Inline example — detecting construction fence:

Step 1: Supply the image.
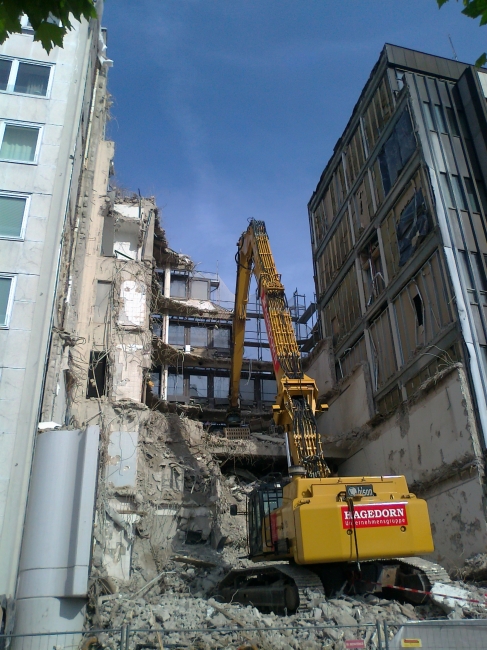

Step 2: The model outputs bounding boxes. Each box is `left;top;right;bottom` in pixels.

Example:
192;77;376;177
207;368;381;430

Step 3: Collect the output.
1;619;487;650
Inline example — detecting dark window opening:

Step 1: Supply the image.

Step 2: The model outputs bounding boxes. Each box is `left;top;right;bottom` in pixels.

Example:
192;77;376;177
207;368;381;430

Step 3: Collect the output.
439;172;454;208
14;63;50;96
445;107;460;136
378;109;416;195
472;253;487;292
155;270;164;294
476;179;487;215
212;326;230;348
87;351;108;398
423;102;435;130
459;250;474;291
464;177;480;213
396;188;431;266
331;316;340;346
170;275;187;298
191;279;209;300
396;70;405;91
451;175;467;211
150;367;161;398
434;104;447;133
360;235;385;308
0;59;12;91
456;109;471;140
190;326;208;347
412;294;424;327
168;323;185;346
151;314;162;338
189;374;207;399
101;215;114;256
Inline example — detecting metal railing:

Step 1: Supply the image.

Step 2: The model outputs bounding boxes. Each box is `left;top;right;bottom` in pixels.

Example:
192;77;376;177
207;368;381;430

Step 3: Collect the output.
2;618;487;650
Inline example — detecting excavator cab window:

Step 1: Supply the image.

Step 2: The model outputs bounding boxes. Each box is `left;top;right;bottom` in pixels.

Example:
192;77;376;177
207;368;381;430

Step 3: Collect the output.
248;483;283;557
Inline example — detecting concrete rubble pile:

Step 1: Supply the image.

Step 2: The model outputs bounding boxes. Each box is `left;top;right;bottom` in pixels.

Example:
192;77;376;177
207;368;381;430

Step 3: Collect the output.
88;411;487;649
460;553;487;583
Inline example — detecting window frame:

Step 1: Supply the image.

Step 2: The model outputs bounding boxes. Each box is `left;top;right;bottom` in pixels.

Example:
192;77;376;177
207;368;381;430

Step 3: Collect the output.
0;56;54;98
0;191;30;240
0;274;16;328
20;13;62;33
20;14;34;32
0;120;43;164
170;274;188;299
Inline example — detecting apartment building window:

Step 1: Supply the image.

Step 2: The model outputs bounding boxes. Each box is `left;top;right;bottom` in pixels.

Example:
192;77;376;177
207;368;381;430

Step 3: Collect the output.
0;275;16;327
433;104;447;134
239;378;255;403
190;326;207;347
20;13;61;33
451;175;467;211
360;235;385;307
189;375;207;398
464;177;481;213
167;374;184;398
170;275;187;298
261;379;276;403
150;368;161;398
168;323;185;346
0;193;29;238
0;122;41;163
191;279;209;300
19;14;34;32
214;376;229;398
439;172;454;207
395;70;405;91
212;327;230;348
396;188;431;266
86;351;108;398
445;107;460;137
423;102;435;131
0;58;52;97
378;109;416;195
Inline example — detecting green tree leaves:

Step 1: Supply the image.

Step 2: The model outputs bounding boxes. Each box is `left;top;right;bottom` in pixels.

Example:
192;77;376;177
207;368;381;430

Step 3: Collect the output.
0;0;97;52
437;0;487;65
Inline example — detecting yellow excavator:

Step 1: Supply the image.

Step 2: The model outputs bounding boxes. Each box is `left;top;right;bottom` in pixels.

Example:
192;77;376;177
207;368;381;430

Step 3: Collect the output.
217;220;445;613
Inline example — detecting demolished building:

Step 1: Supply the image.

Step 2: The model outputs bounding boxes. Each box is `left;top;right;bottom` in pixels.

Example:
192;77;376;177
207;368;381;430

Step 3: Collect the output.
3;27;487;646
307;44;487;570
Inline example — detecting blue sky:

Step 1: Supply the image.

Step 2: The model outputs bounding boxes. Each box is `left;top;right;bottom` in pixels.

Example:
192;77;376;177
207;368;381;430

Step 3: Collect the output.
102;0;487;302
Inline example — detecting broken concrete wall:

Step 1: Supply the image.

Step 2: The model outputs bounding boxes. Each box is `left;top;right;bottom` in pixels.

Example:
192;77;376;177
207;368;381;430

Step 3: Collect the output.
336;364;487;570
111;263;152;402
86;406;242;599
316;363;375;441
304;338;335;398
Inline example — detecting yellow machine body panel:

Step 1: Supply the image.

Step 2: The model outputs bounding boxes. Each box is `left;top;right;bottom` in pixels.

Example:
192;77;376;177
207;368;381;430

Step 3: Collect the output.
256;476;433;565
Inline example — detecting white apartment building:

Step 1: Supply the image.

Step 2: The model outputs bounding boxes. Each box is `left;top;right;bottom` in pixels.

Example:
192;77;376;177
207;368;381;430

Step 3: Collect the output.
0;7;110;635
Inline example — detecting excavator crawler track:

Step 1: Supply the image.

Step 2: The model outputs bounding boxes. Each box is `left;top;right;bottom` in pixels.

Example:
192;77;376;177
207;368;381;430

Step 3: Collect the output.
216;562;324;613
396;556;451;585
216;558;450;613
272;563;326;611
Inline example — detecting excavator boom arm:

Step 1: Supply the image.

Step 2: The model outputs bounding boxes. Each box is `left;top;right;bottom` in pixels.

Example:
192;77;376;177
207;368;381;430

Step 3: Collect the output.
229;220;329;478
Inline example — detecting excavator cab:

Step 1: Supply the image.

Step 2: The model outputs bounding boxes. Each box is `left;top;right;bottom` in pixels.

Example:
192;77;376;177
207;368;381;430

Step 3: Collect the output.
248;480;284;558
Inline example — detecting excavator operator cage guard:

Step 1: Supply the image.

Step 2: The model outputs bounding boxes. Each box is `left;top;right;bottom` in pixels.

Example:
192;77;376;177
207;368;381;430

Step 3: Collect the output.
248;481;284;557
